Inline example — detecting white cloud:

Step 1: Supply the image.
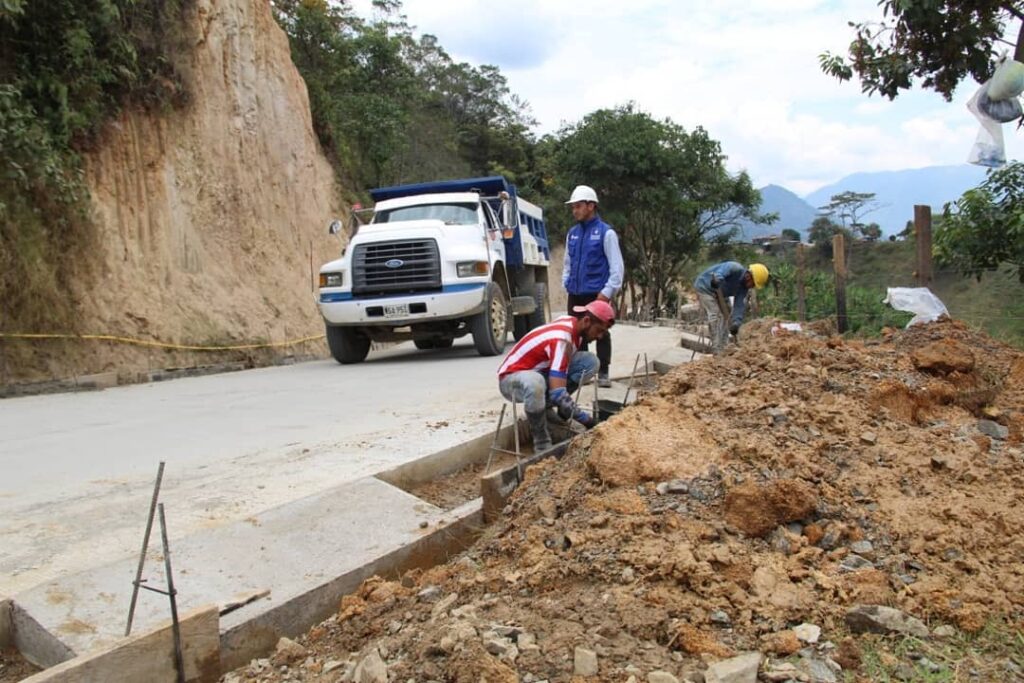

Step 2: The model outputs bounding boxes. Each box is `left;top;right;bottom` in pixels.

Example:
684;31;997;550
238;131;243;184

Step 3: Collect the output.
358;1;1023;194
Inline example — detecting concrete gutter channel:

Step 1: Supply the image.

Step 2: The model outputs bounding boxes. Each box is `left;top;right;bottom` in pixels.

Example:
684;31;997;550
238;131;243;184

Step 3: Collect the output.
2;422;564;682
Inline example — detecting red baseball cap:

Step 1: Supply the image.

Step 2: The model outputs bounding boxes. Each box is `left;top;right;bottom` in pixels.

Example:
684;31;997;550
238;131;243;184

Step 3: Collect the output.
572;300;616;325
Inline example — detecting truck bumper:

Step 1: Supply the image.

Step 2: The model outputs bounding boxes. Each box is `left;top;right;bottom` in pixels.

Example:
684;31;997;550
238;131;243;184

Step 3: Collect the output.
318;283;487;326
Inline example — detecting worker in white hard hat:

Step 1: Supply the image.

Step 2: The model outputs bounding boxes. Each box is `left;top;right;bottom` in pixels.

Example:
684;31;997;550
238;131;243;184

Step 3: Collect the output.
693;261;770;354
562;185;624;387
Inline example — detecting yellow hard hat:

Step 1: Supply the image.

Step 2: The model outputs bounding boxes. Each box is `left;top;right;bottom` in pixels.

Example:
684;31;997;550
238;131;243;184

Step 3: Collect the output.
749;263;770;289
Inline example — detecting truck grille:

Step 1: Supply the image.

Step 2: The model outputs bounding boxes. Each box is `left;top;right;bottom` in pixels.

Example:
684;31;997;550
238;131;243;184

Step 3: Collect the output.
351;239;442;297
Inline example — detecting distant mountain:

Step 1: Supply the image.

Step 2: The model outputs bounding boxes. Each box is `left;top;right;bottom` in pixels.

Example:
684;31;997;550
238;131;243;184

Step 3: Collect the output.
735;184;817;241
802;164;988;236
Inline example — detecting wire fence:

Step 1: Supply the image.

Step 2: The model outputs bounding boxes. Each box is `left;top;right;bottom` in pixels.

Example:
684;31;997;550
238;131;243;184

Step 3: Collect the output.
750;235;1024;346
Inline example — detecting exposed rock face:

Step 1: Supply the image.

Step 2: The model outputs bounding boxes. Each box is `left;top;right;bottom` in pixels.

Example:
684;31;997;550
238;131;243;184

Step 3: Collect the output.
48;0;343;380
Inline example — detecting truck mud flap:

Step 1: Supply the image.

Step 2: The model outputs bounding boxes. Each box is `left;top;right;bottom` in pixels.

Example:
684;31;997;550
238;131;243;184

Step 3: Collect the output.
510;295;537;315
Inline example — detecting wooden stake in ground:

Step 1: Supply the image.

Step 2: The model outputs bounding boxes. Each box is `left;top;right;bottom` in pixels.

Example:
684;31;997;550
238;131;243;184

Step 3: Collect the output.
796;244;806;322
833;233;848;333
915;205;933;286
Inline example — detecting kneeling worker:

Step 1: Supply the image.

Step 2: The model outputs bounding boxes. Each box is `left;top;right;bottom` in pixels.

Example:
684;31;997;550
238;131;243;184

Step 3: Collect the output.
693;262;769;354
497;300;616;452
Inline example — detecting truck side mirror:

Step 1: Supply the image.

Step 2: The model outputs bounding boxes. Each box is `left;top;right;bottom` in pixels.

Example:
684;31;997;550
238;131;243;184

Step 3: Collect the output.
498;192;516;239
328;219;342;235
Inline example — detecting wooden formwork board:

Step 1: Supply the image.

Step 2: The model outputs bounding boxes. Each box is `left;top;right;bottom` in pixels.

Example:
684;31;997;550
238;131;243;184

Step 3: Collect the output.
21;605;220;683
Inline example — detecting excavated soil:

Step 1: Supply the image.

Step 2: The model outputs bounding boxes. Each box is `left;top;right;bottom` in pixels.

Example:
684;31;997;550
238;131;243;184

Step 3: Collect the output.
0;648;39;683
226;319;1024;683
407;453;525;510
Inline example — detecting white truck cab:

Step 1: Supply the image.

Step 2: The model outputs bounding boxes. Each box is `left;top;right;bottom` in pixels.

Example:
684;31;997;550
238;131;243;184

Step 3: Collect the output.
318;176;551;363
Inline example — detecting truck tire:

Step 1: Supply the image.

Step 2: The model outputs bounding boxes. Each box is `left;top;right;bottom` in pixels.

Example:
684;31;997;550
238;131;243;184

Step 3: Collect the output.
513;282;550;340
326;325;371;364
471;282;509;356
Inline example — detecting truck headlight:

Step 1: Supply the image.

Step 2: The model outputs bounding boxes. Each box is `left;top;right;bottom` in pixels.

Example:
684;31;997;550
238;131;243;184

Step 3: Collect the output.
456;261;489;277
319;272;343;287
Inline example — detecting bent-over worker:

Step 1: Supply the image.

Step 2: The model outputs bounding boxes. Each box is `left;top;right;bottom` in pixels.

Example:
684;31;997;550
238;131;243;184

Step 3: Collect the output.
693;262;770;354
496;300;616;452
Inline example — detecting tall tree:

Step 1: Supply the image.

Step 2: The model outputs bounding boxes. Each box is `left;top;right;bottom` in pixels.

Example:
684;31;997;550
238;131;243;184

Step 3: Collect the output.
819;0;1024;100
818;191;879;238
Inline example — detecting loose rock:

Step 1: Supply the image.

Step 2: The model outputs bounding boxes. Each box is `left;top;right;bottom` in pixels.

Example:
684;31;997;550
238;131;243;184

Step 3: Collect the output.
845;605;929;637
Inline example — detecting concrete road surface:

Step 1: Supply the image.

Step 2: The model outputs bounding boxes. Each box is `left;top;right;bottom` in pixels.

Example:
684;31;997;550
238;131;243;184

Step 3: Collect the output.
0;324;683;595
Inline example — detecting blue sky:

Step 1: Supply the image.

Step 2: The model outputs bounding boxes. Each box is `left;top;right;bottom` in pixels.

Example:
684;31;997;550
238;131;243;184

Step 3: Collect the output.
353;0;1023;195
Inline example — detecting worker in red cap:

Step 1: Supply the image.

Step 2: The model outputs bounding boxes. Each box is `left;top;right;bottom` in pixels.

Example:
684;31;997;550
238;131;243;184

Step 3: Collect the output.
497;300;616;452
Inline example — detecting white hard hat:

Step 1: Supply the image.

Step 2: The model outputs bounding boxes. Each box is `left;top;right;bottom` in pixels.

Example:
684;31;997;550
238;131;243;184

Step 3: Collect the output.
565;185;598;204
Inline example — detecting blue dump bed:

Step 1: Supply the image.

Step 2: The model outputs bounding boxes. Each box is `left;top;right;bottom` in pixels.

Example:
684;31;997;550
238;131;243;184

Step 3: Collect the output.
369;176;549;270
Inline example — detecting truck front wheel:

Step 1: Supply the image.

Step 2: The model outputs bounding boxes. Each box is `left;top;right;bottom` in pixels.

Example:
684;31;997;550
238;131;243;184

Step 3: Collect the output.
326;325;371;364
471;282;509;356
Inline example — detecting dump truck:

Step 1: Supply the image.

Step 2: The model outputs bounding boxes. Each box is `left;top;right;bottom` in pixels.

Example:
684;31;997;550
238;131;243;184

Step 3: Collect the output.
317;176;552;364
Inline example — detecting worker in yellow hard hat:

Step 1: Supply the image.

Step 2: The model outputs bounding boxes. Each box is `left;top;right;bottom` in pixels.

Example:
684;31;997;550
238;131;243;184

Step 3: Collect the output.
693;262;770;353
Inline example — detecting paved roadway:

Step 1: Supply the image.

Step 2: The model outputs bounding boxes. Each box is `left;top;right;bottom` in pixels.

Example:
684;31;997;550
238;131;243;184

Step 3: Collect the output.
0;325;682;595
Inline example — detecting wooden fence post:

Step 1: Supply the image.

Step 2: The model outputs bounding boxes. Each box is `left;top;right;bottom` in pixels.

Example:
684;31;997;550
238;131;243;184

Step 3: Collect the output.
795;244;806;322
833;233;848;333
914;205;933;286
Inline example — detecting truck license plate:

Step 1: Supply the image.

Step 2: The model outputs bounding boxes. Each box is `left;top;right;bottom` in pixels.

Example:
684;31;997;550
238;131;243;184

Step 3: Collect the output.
384;304;410;318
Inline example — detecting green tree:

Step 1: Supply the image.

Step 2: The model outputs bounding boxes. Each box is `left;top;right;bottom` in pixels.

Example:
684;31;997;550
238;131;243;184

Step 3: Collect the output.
936;161;1024;282
272;2;535;189
781;227;802;242
862;223;883;241
808;215;850;258
548;103;769;315
808;216;840;243
819;0;1024;100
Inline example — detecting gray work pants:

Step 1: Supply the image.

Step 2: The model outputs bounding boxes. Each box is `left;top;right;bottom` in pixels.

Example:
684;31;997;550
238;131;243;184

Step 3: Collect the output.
697;291;729;354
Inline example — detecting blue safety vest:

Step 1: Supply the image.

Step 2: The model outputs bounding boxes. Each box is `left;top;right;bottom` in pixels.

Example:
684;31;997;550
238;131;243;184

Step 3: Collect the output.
565;217;610;295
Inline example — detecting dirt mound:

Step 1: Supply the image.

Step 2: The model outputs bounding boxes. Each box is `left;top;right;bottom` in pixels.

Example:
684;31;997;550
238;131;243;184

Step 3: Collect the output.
227;320;1024;683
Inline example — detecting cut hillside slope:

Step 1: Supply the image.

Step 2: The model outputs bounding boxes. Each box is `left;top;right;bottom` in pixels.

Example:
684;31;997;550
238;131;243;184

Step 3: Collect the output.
4;0;344;383
227;320;1024;683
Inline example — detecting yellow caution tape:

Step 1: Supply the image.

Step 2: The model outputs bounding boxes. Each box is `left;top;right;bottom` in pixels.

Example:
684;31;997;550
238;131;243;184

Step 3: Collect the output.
0;332;326;351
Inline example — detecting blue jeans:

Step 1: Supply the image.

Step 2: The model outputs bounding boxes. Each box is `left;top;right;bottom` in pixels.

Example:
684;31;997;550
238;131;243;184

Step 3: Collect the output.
498;351;599;413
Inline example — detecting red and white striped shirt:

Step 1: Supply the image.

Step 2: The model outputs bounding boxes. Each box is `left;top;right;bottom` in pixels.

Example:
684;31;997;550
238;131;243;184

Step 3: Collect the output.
497;316;580;380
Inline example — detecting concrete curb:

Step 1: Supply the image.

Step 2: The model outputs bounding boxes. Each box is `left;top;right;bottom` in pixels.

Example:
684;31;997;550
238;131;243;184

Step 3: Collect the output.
219;498;483;671
0;354;323;399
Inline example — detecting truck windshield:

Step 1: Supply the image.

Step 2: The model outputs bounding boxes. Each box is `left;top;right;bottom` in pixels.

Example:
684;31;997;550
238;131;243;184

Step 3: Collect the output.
374;203;478;226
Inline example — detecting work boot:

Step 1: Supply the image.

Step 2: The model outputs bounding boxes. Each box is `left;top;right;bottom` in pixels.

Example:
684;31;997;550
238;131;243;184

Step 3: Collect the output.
597;371;612;388
526;410;553;453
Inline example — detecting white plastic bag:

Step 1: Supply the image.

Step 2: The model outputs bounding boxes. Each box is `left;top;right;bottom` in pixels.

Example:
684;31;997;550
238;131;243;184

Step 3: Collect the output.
883;287;949;327
967;85;1006;167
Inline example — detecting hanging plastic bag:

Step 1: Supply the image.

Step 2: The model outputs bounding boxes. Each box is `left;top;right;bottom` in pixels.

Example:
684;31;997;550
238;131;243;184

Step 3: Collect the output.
978;82;1023;123
987;56;1024;100
883;287;949;327
967;86;1006;167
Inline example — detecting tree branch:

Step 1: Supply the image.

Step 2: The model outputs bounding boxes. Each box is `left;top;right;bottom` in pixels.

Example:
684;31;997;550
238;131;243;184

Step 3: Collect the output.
1017;15;1024;62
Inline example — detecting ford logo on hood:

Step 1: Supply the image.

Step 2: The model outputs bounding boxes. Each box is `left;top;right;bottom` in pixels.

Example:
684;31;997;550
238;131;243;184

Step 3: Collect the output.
384;259;404;269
